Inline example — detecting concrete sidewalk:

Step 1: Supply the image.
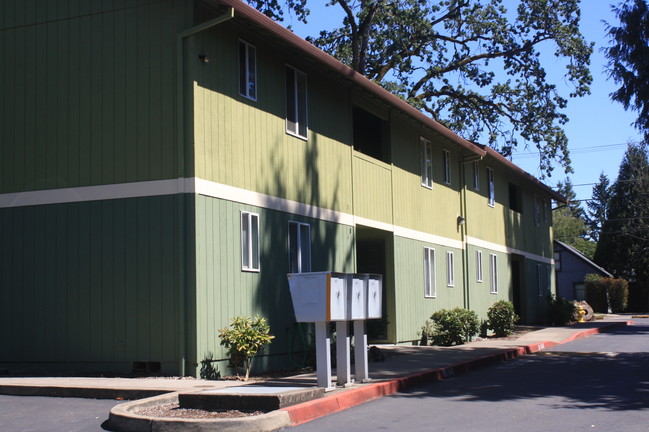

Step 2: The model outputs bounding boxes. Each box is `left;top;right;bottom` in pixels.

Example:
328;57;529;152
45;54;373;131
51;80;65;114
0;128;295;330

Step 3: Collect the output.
0;318;634;432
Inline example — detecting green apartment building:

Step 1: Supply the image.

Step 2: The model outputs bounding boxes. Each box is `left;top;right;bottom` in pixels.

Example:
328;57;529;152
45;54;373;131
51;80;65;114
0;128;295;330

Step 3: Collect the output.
0;0;564;377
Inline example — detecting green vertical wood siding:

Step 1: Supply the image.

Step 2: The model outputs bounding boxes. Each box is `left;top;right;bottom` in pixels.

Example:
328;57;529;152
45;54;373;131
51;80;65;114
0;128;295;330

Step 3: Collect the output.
0;0;191;195
191;195;355;375
392;236;465;343
190;22;354;216
0;196;181;373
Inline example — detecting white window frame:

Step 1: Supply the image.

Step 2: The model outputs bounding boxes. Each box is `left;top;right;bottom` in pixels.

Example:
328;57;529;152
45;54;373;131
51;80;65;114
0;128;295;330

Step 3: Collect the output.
285;65;308;140
536;264;543;296
238;39;257;101
443;149;451;185
424;247;436;298
446;251;455;287
288;221;311;273
554;251;562;272
476;250;483;283
421;137;433;189
472;161;480;191
487;167;495;207
489;254;498;294
241;211;260;272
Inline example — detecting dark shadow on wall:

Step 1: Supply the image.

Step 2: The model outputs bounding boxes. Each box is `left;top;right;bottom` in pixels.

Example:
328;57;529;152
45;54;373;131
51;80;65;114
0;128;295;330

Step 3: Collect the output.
252;134;355;373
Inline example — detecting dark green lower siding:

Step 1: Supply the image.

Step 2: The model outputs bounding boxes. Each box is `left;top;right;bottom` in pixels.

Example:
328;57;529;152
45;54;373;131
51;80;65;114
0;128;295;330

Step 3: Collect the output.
191;195;355;377
0;196;182;374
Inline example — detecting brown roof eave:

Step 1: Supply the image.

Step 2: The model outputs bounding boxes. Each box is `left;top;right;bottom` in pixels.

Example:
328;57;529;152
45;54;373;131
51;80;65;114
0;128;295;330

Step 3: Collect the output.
215;0;485;158
484;147;567;203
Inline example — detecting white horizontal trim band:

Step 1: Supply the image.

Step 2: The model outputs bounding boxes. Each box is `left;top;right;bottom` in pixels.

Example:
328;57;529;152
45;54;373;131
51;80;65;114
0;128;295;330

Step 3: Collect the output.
0;179;550;263
466;236;553;265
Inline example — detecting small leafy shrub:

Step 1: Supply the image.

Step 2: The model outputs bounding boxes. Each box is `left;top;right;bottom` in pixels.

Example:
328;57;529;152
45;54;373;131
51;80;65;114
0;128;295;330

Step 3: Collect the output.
430;308;480;346
487;300;519;337
218;315;275;381
418;320;434;346
547;295;576;326
585;274;608;312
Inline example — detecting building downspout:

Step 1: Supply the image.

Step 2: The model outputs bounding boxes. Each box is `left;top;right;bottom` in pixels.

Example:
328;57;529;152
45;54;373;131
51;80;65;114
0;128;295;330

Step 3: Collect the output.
175;7;235;376
459;155;483;311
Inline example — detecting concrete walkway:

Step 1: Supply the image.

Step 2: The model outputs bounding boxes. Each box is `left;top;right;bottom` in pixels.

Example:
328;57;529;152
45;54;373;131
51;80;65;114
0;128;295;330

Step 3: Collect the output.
0;317;634;432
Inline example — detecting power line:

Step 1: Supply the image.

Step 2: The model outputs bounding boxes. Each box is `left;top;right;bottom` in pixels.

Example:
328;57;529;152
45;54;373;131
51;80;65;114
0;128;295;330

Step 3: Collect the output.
511;141;639;159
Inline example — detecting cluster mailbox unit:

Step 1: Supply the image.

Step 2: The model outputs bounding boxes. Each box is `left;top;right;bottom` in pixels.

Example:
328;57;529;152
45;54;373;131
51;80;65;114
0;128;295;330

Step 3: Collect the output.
287;272;383;391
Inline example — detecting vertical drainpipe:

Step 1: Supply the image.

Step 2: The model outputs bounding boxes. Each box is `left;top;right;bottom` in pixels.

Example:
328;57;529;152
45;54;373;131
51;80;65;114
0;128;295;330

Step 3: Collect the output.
175;7;235;376
460;160;469;310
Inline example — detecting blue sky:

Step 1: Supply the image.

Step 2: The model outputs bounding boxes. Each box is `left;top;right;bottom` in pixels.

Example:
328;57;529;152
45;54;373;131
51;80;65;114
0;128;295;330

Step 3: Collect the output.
283;1;643;205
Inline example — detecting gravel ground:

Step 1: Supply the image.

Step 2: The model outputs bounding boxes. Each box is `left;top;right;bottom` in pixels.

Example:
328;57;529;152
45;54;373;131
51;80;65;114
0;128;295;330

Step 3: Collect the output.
135;403;264;419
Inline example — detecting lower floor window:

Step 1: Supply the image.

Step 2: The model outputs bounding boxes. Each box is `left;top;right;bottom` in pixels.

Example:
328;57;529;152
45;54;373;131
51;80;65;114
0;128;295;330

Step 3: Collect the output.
489;254;498;294
424;247;436;298
241;211;260;271
289;221;311;273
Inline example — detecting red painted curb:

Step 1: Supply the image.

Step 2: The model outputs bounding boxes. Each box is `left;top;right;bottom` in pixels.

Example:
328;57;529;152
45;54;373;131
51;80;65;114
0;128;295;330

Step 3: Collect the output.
281;321;630;426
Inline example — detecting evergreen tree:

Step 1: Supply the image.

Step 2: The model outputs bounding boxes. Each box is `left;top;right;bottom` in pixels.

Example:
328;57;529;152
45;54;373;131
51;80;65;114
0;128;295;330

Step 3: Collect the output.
553;178;595;258
586;173;611;242
605;0;649;136
594;142;649;309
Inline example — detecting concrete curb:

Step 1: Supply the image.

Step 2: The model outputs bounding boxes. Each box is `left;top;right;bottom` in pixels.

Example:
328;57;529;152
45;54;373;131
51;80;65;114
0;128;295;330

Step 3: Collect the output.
108;392;292;432
280;320;633;426
0;385;167;400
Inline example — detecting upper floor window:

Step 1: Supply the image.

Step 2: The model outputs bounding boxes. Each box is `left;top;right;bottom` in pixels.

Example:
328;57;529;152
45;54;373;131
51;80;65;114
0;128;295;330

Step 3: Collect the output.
472;161;480;191
509;183;522;213
543;199;549;222
286;65;308;139
487;167;495;207
443;149;451;185
424;247;436;298
421;137;433;188
239;40;257;100
534;194;542;226
241;211;260;271
288;221;311;273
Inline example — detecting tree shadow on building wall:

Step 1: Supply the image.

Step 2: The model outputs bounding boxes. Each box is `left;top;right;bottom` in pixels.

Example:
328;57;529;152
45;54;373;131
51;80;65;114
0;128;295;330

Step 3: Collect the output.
253;134;355;372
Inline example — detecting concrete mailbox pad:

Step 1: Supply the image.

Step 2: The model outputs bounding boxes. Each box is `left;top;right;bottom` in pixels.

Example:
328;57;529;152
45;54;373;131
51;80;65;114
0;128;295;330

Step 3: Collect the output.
179;386;324;412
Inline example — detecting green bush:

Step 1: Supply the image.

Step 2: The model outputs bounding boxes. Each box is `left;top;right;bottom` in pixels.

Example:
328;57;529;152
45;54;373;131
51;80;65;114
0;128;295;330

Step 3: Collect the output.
418;320;434;346
547;295;576;326
585;274;608;312
608;278;629;313
584;274;629;313
218;315;275;381
487;300;519;337
430;308;480;346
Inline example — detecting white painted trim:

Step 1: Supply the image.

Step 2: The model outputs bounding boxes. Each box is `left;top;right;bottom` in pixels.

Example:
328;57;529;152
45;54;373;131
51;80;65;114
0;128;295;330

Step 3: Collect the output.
466;235;553;265
0;179;552;264
394;226;464;250
0;179;187;208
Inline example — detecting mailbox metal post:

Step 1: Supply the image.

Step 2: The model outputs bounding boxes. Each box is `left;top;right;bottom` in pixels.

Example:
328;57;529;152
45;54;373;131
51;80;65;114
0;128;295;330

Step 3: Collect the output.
314;321;335;391
353;320;369;382
336;321;352;386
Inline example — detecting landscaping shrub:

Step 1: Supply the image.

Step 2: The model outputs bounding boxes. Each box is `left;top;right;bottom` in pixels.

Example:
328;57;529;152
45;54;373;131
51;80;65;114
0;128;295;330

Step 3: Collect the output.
585;274;608;312
547;295;576;326
487;300;519;337
430;308;480;346
608;278;629;313
584;274;629;313
218;315;275;381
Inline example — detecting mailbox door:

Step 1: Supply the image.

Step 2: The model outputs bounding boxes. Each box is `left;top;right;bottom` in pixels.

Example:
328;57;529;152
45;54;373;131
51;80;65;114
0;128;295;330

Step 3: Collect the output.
367;275;382;319
327;273;347;321
349;275;366;320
